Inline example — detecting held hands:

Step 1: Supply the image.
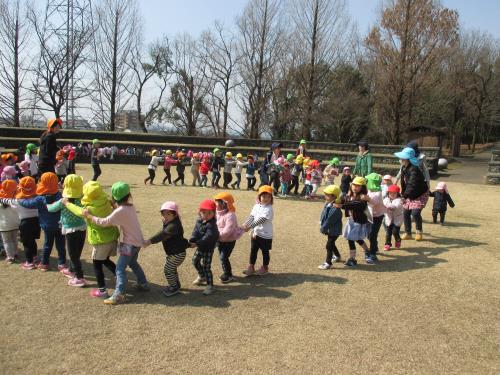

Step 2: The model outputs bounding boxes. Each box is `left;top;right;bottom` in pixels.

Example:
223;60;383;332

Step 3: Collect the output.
188;242;197;248
143;240;151;248
61;198;69;206
82;209;91;218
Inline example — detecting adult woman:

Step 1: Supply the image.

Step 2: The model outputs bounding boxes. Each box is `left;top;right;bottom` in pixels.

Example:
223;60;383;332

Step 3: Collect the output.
394;147;429;241
396;140;430;187
38;118;62;174
296;139;307;157
353;140;373;177
263;142;283;195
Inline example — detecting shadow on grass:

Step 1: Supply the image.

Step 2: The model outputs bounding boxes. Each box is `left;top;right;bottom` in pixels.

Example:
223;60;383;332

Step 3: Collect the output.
426;221;480;228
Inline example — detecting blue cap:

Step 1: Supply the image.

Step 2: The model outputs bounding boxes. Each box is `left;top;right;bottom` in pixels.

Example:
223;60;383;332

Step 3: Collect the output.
394;147;419;167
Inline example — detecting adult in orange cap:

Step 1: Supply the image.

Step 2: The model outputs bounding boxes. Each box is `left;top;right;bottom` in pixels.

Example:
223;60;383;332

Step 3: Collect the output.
38;117;62;174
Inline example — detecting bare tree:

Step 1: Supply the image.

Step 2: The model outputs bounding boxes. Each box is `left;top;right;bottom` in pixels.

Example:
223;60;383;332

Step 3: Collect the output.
0;0;30;127
90;0;138;130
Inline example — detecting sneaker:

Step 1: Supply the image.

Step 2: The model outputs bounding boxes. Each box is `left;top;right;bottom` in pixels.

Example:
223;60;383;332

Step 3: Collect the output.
21;262;35;270
37;263;49;271
162;286;180;297
61;268;75;279
68;278;86;287
372;254;379;261
415;231;423;241
90;288;109;298
256;265;269;275
331;255;341;263
135;283;150;292
366;256;375;264
344;258;357;267
384;244;391;251
395;241;401;249
243;265;256;276
6;257;15;264
219;274;235;283
104;294;126;305
203;285;215;295
318;263;331;270
402;233;413;240
58;264;68;272
192;276;206;286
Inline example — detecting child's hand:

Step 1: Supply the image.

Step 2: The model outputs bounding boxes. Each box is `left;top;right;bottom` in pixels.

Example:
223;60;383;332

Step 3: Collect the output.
82;209;90;218
360;194;370;202
188;242;196;248
61;198;69;205
143;240;151;248
251;233;256;240
334;203;342;209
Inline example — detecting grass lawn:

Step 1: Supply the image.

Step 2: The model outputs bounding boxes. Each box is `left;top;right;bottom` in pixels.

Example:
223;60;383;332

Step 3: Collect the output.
1;163;499;374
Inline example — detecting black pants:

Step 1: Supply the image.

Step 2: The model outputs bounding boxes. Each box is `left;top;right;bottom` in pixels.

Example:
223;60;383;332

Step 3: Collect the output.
173;171;185;184
92;163;101;181
200;174;208;186
385;223;401;245
223;172;233;187
38;164;55;175
211;171;221;187
325;235;341;264
288;175;300;194
92;258;116;290
20;217;40;263
250;236;272;266
162;168;172;184
246;176;256;190
369;215;384;255
145;168;156;184
404;208;423;233
68;159;76;174
218;241;236;277
57;174;66;184
348;240;366;251
269;171;280;194
66;230;86;279
432;210;446;224
231;173;241;188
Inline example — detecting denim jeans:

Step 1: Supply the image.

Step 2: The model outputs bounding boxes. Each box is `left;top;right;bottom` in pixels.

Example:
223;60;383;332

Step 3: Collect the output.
42;229;66;266
114;244;147;296
218;241;236;277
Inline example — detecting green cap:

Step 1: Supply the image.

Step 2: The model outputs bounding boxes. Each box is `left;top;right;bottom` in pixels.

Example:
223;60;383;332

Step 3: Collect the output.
26;143;37;153
92;139;100;145
213;147;220;154
366;173;382;192
300;139;307;145
329;157;340;166
111;181;130;201
286;153;294;160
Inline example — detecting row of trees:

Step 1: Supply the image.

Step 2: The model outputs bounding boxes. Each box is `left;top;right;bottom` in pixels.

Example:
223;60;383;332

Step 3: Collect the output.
0;0;499;149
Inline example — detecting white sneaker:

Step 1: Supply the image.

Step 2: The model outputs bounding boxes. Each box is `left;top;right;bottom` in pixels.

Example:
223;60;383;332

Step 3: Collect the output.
192;276;206;286
331;256;341;263
318;263;331;270
203;285;214;295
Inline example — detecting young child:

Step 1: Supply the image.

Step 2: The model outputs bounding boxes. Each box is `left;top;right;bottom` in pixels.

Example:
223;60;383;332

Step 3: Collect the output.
189;199;219;295
246;155;257;191
144;149;163;185
318;185;343;270
279;162;292;197
323;158;340;185
366;173;386;263
222;152;236;188
1;165;18;182
199;156;210;187
288;155;303;195
303;163;313;198
84;182;149;305
64;181;119;298
340;167;353;196
162;150;177;185
231;153;247;190
91;139;102;181
214;193;244;283
15;177;40;269
0;180;20;263
190;153;201;186
430;182;455;225
381;175;393;198
145;201;189;297
47;174;87;287
173;152;187;186
310;160;323;198
211;148;224;188
25;143;39;180
242;185;274;275
341;177;371;267
55;150;68;184
383;185;404;250
19;160;30;177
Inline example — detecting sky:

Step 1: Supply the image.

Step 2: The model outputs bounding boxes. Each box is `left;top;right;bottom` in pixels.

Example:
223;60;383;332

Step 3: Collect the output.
140;0;500;43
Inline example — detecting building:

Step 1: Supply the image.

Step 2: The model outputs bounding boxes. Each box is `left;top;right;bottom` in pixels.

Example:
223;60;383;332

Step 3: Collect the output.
115;110;144;132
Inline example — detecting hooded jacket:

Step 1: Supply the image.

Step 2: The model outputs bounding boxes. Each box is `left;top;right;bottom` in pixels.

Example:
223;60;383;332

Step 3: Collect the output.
149;216;189;255
189;217;219;252
401;164;428;200
429;191;455;212
383;196;404;226
216;209;244;242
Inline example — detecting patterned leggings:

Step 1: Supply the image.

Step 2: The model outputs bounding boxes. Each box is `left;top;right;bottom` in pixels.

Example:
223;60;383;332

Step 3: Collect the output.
164;252;186;289
192;250;214;286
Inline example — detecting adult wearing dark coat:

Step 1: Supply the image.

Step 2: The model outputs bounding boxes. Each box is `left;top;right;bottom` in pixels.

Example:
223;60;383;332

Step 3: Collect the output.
38;118;62;174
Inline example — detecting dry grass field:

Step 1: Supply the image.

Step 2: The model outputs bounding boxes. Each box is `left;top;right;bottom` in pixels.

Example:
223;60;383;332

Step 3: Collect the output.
1;163;499;374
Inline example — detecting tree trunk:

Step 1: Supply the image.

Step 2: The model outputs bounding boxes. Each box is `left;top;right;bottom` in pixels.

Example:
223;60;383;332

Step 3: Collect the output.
303;0;319;141
109;9;119;131
13;12;20;127
137;85;147;133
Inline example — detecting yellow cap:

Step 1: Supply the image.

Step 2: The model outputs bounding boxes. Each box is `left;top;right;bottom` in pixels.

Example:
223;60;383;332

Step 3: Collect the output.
258;185;273;196
226;152;233;158
236;153;243;158
352;176;367;186
62;174;84;198
323;185;341;203
151;150;157;156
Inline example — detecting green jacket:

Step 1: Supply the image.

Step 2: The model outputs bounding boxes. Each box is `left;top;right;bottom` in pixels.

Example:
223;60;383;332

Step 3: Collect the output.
47;198;86;229
66;181;119;245
353;151;373;177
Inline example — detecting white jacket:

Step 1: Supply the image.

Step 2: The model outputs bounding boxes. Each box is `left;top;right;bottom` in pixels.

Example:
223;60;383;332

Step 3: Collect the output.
0;205;21;231
383;197;404;227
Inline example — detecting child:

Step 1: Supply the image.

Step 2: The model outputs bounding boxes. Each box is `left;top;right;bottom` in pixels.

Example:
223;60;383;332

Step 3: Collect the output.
144;201;189;297
64;181;119;298
303;163;313;198
91;139;102;181
279;162;292;197
199;156;210;187
211;148;224;188
231;153;247;190
25;143;39;180
1;165;18;182
318;185;343;270
162;150;176;185
310;160;323;198
242;185;274;275
0;180;20;263
323;158;340;185
366;173;386;263
288;155;303;195
189;199;219;295
190;153;201;186
47;174;87;287
341;177;371;267
19;160;30;177
214;193;244;283
430;182;455;225
144;149;163;185
381;175;393;198
84;182;148;305
246;155;257;191
222;152;236;188
383;185;403;250
173;152;187;186
55;150;68;184
340;167;352;196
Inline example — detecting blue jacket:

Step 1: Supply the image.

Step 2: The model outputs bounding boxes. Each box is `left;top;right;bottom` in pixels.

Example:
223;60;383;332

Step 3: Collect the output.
320;203;342;236
18;192;62;231
189;217;219;253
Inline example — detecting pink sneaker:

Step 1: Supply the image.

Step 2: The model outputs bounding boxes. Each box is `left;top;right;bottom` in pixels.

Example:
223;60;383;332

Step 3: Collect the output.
395;241;401;249
243;265;256;276
58;264;68;273
256;265;269;275
68;278;86;287
384;244;391;251
37;263;49;271
90;288;109;298
21;262;35;270
61;268;75;279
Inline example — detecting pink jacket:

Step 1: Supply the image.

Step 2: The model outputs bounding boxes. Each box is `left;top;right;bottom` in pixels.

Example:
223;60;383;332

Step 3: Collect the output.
216;209;244;242
368;191;387;218
92;204;144;248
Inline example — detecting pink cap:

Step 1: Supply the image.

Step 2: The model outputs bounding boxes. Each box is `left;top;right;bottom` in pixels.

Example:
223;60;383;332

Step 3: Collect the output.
343;166;351;171
160;201;179;215
383;174;392;181
436;182;447;192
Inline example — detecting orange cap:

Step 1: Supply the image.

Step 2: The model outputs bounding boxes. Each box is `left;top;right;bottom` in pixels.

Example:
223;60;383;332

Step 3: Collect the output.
258;185;273;196
47;118;63;130
16;176;37;199
36;172;59;195
0;180;18;199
